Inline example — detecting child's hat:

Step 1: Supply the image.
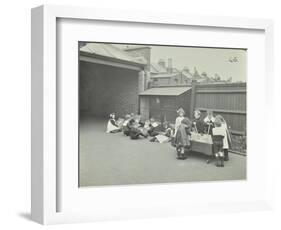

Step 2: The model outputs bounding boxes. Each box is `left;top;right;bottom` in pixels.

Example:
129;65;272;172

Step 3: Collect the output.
194;109;201;115
214;117;222;127
177;107;185;114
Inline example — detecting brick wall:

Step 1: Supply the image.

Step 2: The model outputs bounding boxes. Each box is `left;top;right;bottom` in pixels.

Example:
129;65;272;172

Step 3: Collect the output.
79;61;139;118
139;97;150;121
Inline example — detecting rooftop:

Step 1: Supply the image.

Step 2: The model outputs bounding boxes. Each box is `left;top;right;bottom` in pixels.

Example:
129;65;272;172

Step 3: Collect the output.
139;87;192;96
123;45;151;51
150;73;179;79
150;62;168;74
80;43;147;65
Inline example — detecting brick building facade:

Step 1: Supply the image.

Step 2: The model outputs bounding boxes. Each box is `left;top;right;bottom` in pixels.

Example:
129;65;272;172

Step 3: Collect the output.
80;61;141;117
79;43;146;118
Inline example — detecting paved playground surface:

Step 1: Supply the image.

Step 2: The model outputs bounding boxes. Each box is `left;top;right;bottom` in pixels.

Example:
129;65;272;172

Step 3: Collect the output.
79;117;246;187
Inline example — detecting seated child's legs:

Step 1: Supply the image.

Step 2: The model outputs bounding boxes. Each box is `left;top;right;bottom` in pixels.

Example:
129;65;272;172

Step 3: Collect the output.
109;128;121;133
149;137;157;142
129;127;148;139
148;130;159;137
130;132;139;139
123;130;129;136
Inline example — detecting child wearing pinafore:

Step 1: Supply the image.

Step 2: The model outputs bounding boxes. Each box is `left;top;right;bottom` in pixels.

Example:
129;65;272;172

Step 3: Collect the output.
174;118;192;159
174;108;185;136
106;113;122;133
212;117;226;167
215;115;231;161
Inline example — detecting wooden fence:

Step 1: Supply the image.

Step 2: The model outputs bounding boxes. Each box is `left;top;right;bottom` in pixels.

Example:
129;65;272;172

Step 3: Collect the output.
190;82;247;135
189;82;247;154
146;82;247;154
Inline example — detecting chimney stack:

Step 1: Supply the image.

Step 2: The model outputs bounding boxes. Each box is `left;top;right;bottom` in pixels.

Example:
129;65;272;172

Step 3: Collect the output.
167;58;173;73
158;59;166;69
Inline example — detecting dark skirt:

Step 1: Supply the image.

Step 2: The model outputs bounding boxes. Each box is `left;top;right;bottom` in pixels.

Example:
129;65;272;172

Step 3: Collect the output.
212;135;224;153
175;124;191;147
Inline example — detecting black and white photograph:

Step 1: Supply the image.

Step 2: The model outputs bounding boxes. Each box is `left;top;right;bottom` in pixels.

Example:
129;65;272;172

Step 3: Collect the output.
78;42;247;187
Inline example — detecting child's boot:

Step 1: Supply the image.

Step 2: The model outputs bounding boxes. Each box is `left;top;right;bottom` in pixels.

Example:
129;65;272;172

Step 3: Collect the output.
180;147;186;159
215;154;220;167
224;149;229;161
220;156;224;167
176;147;181;159
184;145;191;159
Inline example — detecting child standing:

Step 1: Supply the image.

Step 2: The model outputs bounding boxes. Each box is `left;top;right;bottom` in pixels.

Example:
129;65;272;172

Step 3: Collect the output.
174;108;185;136
174;118;192;159
204;110;215;135
215;115;231;161
192;109;205;134
212;117;226;167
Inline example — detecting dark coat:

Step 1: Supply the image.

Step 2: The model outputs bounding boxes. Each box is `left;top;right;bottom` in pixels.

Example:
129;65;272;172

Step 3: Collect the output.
192;118;205;134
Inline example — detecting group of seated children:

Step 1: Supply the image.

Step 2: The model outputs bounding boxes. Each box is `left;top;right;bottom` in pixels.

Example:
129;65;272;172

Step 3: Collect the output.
106;108;231;167
146;119;174;143
124;114;148;140
173;108;231;167
106;113;174;143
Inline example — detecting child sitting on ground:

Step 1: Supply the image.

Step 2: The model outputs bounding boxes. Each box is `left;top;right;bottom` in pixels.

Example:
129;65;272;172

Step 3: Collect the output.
133;114;145;127
149;121;174;143
147;118;161;137
106;113;122;133
128;119;148;140
122;114;132;136
163;121;174;140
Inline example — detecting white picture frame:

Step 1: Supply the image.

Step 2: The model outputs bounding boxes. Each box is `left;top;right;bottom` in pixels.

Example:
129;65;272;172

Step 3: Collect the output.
31;5;274;225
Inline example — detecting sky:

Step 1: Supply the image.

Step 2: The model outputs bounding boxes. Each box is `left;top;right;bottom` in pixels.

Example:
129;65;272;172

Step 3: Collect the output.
117;44;247;82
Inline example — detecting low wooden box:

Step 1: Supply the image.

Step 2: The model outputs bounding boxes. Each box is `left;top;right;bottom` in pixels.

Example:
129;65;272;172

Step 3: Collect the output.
190;132;213;156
